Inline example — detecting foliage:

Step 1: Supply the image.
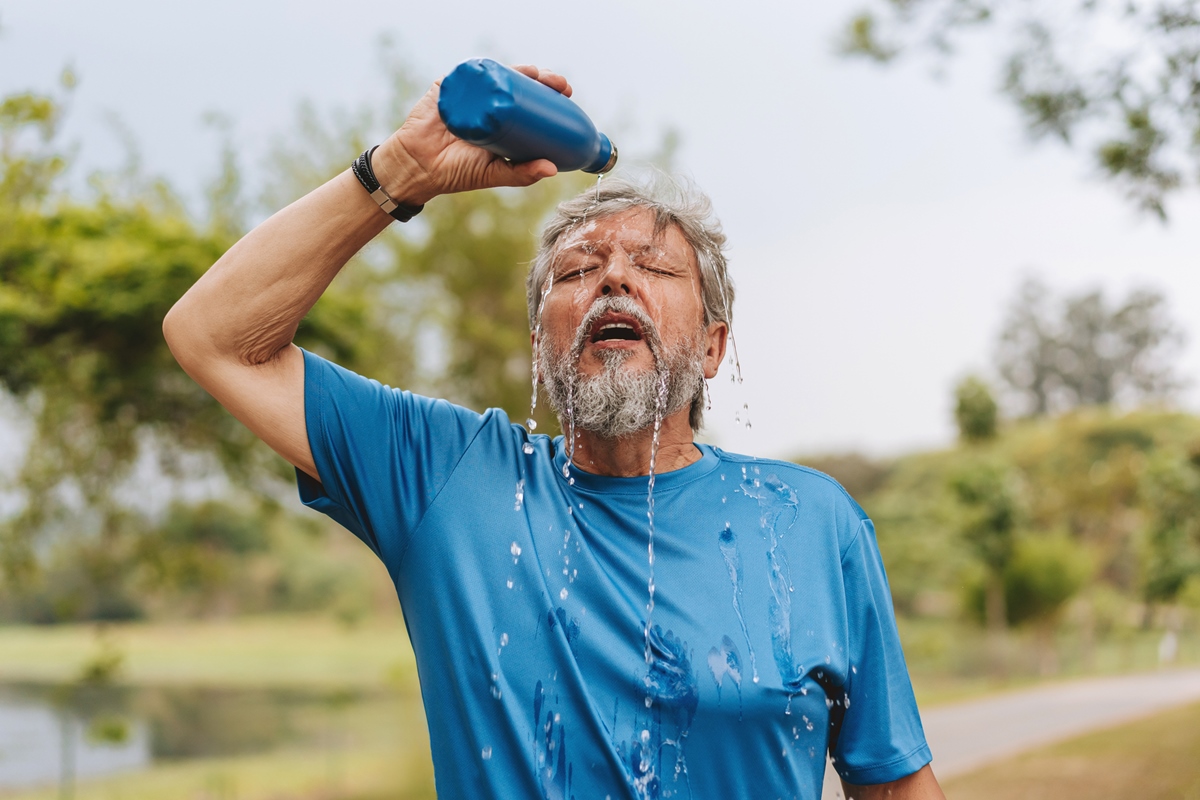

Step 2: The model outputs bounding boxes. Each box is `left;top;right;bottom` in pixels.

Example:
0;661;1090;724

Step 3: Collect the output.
1137;448;1200;606
819;409;1200;642
954;374;999;442
994;277;1183;417
950;458;1021;574
963;532;1091;626
839;0;1200;218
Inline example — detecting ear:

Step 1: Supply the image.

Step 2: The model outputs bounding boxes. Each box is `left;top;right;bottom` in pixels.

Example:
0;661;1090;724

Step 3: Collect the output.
703;320;728;380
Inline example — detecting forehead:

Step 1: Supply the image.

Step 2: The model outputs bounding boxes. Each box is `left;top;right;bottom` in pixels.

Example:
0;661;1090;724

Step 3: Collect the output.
555;207;696;268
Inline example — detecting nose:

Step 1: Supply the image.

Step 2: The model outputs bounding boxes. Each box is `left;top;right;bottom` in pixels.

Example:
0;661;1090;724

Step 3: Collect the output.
595;250;638;298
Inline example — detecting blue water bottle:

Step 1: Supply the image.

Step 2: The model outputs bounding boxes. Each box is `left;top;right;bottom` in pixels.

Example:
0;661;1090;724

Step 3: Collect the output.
438;58;618;174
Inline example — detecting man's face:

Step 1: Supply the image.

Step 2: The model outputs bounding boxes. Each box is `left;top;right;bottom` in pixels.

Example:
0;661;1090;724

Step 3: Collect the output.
534;207;727;438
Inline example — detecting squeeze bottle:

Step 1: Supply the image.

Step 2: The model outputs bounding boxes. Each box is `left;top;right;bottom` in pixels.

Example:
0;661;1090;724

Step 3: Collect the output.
438;58;618;174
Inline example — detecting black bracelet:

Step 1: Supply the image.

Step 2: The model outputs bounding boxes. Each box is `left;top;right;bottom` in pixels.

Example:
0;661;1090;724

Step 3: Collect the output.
351;146;425;223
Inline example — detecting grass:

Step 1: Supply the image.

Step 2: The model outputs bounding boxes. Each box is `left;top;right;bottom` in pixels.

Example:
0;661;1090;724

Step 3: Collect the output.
944;699;1200;800
899;616;1200;708
0;744;437;800
0;615;418;690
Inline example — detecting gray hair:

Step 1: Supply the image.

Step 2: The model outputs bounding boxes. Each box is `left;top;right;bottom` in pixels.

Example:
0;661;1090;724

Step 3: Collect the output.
526;173;735;332
526;174;735;431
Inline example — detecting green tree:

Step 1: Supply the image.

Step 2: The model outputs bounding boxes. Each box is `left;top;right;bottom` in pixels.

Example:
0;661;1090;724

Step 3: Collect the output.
950;459;1021;639
994;277;1182;416
1137;448;1200;618
954;374;999;442
0;82;414;595
840;0;1200;219
965;532;1091;673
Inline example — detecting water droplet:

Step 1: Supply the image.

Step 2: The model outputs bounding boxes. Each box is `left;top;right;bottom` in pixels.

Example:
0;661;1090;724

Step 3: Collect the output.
500;633;509;647
506;579;513;589
482;746;492;760
510;542;522;564
559;587;568;600
523;443;534;455
640;729;650;743
526;418;537;431
514;479;525;510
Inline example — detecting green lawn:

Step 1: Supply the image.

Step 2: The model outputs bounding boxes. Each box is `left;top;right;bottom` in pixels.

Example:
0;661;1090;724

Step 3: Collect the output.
0;615;418;690
944;699;1200;799
0;745;436;800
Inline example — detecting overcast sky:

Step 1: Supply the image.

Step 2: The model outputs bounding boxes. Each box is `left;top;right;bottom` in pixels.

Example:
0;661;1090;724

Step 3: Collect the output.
2;0;1198;460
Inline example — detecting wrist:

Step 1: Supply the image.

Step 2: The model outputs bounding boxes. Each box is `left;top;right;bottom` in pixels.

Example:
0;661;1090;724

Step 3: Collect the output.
370;137;435;207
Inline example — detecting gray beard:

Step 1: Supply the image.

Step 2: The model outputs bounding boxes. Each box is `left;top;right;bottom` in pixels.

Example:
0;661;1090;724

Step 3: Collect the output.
539;297;706;440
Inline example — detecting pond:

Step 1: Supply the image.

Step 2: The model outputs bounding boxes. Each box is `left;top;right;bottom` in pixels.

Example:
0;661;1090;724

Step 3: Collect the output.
0;681;421;791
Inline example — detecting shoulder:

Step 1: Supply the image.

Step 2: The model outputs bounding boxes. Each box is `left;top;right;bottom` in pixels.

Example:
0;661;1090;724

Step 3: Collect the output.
712;448;871;557
714;448;869;518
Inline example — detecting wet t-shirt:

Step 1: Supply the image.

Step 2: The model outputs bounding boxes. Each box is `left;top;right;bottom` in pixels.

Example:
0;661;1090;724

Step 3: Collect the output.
296;350;931;799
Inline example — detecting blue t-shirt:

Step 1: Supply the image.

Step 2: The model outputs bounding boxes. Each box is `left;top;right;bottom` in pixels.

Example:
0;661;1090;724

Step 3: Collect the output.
297;350;931;799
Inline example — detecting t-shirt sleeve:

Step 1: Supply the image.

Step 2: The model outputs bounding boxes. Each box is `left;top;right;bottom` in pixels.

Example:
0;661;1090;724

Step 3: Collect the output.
831;517;932;785
295;349;488;567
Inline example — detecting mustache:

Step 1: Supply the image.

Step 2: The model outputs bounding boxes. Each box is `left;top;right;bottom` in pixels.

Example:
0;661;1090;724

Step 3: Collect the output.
568;296;663;363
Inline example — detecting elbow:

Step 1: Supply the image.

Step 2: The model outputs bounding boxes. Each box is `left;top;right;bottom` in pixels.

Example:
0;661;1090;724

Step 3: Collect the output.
162;295;208;374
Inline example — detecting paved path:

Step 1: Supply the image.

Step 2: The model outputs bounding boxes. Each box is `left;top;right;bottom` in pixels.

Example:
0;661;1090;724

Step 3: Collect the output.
821;667;1200;797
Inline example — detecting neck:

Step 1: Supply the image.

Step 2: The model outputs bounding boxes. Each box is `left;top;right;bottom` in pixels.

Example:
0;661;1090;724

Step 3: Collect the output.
563;406;700;477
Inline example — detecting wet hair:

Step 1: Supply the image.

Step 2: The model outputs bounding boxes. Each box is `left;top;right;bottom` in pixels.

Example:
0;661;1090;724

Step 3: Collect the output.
526;174;735;431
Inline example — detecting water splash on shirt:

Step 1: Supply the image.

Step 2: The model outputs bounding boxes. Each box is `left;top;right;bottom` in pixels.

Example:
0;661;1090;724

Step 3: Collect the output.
740;471;802;704
706;634;744;719
632;626;699;800
532;680;570;800
717;524;759;684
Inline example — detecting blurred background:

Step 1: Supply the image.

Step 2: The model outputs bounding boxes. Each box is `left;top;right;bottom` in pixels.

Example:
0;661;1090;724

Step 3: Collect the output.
1;1;1199;798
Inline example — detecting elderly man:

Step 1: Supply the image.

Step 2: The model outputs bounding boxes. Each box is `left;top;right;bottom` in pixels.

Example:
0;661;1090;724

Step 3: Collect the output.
165;65;943;800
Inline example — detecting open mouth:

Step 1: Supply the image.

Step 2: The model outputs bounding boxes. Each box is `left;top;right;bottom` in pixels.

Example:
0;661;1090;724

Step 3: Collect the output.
588;313;645;344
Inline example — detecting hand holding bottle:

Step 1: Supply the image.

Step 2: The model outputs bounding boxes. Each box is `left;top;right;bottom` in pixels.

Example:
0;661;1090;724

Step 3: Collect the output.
370;64;568;207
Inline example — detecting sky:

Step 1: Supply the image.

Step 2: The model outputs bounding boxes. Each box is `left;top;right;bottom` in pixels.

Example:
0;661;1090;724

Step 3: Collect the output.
2;0;1198;460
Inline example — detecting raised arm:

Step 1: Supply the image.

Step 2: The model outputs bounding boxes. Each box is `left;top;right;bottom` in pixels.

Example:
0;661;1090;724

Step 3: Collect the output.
163;66;568;479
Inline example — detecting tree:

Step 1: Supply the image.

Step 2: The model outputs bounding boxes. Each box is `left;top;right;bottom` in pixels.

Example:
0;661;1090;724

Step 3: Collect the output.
0;80;416;593
1137;448;1200;618
840;0;1200;219
950;459;1022;640
954;375;999;442
993;277;1183;416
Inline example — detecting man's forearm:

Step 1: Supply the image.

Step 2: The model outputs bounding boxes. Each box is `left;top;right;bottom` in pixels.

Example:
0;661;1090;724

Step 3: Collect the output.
164;168;391;369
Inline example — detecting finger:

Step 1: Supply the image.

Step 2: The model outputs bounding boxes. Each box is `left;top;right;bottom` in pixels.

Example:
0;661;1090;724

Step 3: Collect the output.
511;63;572;97
489;157;558;187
